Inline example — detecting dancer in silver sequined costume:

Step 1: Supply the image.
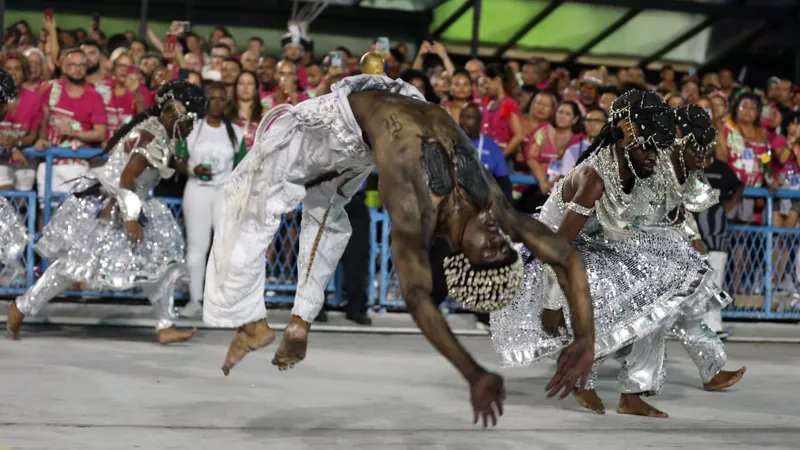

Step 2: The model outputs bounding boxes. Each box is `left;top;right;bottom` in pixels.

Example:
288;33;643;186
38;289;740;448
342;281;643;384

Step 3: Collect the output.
489;90;722;418
653;105;745;391
6;80;207;344
566;104;746;417
0;69;30;272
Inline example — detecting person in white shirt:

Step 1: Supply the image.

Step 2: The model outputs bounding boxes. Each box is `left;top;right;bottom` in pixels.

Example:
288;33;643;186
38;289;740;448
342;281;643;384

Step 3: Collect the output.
174;83;246;316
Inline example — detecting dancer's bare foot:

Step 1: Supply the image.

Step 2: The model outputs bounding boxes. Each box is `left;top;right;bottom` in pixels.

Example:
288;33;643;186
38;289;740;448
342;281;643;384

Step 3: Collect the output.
272;315;309;371
573;388;606;414
6;301;24;340
704;366;746;391
617;393;668;418
221;319;276;376
157;326;197;345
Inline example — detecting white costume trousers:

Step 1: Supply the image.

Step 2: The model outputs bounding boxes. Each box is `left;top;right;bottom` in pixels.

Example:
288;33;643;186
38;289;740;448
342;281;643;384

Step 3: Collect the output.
16;259;180;330
703;250;728;332
203;169;368;327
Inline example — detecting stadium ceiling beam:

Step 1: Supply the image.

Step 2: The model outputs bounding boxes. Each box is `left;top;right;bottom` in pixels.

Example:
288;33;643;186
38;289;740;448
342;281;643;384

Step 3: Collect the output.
430;0;474;40
637;0;750;68
696;20;783;72
563;7;641;64
566;0;797;22
493;0;564;58
6;0;430;41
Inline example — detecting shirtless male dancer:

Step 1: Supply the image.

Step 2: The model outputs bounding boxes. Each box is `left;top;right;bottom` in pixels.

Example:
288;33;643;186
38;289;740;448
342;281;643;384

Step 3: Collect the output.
203;74;595;426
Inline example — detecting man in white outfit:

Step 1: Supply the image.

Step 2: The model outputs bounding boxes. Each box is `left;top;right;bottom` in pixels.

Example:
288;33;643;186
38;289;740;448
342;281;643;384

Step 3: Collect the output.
203;71;597;427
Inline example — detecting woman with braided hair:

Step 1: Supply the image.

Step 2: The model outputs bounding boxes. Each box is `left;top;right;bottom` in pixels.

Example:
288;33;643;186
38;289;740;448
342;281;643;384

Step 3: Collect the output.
7;79;207;344
0;68;30;271
490;90;723;417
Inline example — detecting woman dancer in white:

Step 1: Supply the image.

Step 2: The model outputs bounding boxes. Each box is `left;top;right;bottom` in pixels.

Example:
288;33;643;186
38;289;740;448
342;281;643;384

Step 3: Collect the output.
6;80;206;344
177;83;246;316
0;69;30;272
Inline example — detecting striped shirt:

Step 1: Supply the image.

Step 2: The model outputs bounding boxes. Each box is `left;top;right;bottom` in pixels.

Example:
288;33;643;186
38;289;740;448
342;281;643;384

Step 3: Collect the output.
694;160;743;252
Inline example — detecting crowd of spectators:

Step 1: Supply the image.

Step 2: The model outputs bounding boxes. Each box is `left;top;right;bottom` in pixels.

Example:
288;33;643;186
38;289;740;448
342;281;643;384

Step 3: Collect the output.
2;11;800;306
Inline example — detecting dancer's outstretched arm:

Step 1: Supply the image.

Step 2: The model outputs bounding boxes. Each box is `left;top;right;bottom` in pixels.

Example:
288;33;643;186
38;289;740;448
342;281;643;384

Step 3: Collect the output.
487;175;595;398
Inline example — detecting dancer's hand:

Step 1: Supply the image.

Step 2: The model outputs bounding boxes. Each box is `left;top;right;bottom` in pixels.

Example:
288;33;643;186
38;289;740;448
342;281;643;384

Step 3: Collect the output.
545;337;593;399
469;371;506;428
541;308;565;337
125;220;144;244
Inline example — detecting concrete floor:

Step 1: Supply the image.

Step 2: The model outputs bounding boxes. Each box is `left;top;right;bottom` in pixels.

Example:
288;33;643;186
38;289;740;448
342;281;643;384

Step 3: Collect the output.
0;325;798;450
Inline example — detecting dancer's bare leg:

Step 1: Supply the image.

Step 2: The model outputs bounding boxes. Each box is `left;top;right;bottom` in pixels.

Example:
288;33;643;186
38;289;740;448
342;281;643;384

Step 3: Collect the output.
572;357;606;414
272;316;308;371
617;393;668;418
273;175;363;370
223;319;276;375
573;389;606;414
704;366;747;391
616;327;669;418
141;264;197;344
8;259;73;340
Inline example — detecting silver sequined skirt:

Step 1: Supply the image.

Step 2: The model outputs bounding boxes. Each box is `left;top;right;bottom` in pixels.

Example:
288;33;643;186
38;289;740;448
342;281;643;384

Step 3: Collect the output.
35;192;185;290
0;197;29;267
490;228;718;368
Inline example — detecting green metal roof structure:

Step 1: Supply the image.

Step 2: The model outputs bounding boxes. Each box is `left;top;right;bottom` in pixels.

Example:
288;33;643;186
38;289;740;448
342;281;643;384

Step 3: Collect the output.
424;0;800;71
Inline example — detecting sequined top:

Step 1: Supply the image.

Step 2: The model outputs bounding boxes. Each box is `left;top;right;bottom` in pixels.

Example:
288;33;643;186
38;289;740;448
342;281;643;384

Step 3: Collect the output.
88;116;174;198
538;149;660;240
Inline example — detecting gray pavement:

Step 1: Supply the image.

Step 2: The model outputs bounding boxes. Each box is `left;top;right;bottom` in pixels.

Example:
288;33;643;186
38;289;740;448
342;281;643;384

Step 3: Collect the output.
0;321;798;449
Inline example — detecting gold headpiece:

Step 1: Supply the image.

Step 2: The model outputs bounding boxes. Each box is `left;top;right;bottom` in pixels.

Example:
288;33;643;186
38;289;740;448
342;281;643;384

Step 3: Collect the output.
360;52;386;76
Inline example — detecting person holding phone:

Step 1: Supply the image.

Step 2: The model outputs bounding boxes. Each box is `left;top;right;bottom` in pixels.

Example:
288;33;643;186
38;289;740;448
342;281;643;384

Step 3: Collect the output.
174;83;247;317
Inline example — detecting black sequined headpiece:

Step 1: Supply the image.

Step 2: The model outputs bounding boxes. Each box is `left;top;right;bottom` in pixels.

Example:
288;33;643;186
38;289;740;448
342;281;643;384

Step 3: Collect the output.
674;104;717;153
0;68;19;106
609;89;676;152
155;79;208;119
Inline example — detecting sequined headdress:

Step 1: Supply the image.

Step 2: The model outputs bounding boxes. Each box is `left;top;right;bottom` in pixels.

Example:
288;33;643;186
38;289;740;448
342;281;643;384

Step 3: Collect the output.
0;68;19;105
443;238;524;313
674;104;717;155
609;89;676;152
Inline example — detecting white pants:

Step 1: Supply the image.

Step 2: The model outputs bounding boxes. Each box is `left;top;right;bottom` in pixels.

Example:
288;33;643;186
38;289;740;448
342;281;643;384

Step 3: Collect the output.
16;259;180;330
704;251;728;332
203;170;370;328
37;162;89;204
0;163;35;190
183;180;219;303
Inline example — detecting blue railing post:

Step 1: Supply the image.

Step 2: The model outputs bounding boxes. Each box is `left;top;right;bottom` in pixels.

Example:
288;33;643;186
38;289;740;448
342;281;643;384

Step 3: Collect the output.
367;207;380;307
378;212;391;313
42;151;54;224
764;192;774;314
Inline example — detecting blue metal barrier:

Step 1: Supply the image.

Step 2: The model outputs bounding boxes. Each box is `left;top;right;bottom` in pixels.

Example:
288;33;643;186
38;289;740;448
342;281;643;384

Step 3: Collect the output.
2;148;800;320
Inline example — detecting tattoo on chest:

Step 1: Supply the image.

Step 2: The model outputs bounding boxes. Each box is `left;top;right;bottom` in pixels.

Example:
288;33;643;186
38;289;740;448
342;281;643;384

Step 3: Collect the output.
383;113;404;139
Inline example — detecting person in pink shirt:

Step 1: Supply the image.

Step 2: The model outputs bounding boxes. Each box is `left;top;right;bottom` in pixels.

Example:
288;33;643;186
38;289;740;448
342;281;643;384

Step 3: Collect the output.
1;52;41;190
22;48;48;94
33;48;107;206
229;70;262;149
102;49;146;143
481;63;524;159
518;100;584;213
261;59;308;110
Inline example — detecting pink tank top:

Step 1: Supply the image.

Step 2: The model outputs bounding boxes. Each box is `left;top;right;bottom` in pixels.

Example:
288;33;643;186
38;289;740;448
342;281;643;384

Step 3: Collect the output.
481;95;519;147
